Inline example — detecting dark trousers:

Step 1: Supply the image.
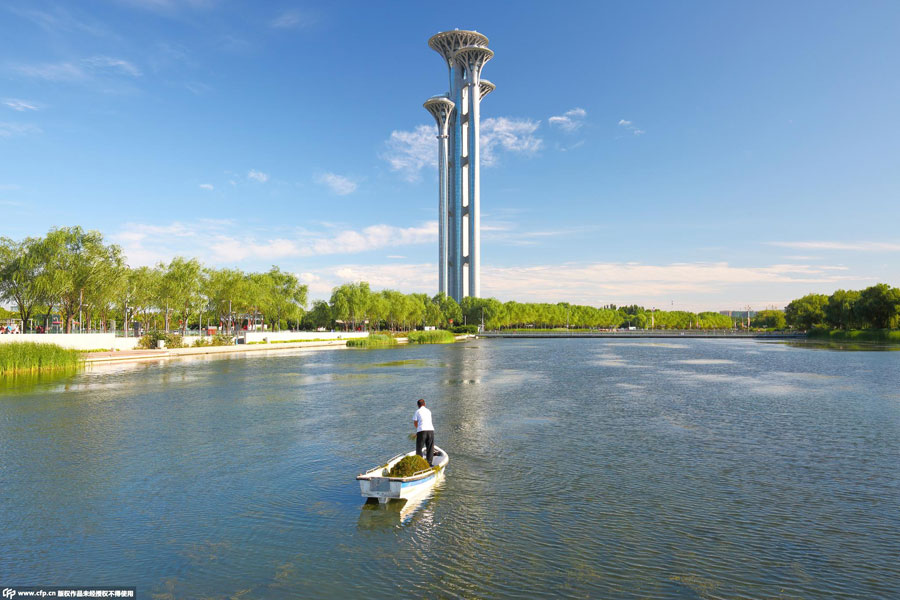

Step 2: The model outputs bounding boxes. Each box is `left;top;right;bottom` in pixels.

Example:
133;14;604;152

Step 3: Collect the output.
416;430;434;465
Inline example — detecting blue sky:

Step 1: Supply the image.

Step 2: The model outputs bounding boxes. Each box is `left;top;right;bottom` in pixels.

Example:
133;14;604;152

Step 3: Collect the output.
2;0;898;310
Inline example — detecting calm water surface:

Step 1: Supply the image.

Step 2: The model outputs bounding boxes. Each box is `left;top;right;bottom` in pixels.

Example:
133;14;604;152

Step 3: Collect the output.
1;339;898;599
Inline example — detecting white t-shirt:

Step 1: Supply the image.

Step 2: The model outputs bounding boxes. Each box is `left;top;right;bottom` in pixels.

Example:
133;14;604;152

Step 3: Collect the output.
414;406;434;432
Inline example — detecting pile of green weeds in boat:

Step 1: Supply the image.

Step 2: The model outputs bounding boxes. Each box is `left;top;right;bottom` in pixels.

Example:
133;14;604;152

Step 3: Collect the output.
388;455;431;477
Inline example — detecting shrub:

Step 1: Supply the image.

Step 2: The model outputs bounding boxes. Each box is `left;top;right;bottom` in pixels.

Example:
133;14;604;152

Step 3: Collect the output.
451;325;478;334
212;333;234;346
137;332;184;349
0;342;82;375
389;454;431;477
346;334;398;348
407;330;456;344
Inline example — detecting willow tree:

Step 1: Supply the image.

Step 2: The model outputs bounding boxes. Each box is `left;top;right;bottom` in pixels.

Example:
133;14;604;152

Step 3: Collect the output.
42;227;122;333
0;236;45;327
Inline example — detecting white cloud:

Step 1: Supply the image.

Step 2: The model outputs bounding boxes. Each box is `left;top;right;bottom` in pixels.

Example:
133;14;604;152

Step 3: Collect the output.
316;172;357;195
384;117;542;180
14;62;86;82
271;9;313;29
0;122;41;137
293;258;869;306
303;222;436;256
548;107;587;132
199;183;214;190
768;241;900;252
13;56;141;82
3;99;39;112
247;169;269;183
479;261;863;308
209;238;300;263
383;124;436;182
481;117;542;165
112;220;439;267
618;119;644;135
82;56;141;77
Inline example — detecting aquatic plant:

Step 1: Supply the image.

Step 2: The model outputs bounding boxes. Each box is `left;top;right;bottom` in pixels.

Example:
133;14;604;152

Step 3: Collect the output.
388;455;431;477
346;334;398;348
406;330;456;344
0;342;83;375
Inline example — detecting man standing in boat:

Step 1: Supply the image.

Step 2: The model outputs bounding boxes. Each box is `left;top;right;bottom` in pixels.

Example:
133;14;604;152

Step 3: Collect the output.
414;398;435;465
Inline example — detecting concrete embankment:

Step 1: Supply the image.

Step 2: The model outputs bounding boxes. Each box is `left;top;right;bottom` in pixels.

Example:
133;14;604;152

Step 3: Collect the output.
83;334;470;365
83;339;357;364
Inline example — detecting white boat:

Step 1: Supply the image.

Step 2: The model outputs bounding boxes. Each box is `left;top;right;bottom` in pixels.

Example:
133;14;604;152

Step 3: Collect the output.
357;446;449;503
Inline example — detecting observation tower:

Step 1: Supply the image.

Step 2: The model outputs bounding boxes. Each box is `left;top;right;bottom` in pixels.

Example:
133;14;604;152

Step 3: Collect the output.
425;30;494;302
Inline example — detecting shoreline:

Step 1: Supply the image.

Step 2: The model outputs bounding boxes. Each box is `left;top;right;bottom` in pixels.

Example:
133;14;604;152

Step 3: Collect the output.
81;335;471;366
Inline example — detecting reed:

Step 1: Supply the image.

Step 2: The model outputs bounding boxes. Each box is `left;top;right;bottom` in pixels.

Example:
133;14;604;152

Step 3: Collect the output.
406;329;456;344
346;334;398;348
0;342;83;375
808;328;900;342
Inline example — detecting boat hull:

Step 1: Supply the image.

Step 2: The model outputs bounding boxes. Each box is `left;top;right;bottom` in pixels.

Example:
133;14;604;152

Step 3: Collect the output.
357;447;448;503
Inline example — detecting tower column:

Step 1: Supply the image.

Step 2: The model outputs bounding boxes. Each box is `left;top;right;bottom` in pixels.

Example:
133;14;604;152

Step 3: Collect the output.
451;64;464;302
468;80;481;299
424;95;455;299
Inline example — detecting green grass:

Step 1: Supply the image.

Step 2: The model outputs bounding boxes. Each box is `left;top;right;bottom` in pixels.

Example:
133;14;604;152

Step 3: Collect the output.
0;342;83;375
808;328;900;343
346;334;398;348
406;329;456;344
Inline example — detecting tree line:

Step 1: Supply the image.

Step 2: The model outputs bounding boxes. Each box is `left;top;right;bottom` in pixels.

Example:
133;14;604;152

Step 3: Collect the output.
0;227;307;334
785;284;900;330
13;227;891;336
2;228;747;335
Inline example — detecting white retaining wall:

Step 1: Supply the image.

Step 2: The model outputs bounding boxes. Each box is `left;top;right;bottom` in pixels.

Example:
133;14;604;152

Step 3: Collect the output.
0;333;117;350
241;331;368;343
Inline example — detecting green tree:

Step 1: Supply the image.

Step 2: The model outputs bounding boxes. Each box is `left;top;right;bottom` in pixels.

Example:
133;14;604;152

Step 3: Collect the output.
856;283;900;329
824;289;861;330
161;257;203;334
751;309;787;329
433;293;462;327
302;300;333;330
0;236;45;327
259;266;308;330
44;227;121;333
784;293;828;330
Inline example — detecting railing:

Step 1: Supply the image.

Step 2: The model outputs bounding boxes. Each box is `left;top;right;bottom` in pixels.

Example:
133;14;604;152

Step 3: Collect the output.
477;329;806;339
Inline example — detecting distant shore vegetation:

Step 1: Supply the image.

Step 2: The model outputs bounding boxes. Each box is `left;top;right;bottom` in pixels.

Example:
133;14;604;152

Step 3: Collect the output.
785;284;900;331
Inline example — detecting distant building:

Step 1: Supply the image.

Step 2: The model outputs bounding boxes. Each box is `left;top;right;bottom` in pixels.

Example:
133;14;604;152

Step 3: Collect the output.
719;310;758;319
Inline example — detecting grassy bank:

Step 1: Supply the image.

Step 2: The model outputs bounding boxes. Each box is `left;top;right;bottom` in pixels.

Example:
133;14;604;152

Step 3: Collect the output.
346;334;398;348
0;342;83;375
808;329;900;343
406;330;456;344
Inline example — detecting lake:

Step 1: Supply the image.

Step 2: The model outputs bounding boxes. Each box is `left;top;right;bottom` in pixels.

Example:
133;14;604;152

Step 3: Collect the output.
1;339;898;599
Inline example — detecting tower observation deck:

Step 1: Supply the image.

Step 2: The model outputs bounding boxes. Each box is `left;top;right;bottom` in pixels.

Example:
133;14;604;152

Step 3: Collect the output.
425;30;494;303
